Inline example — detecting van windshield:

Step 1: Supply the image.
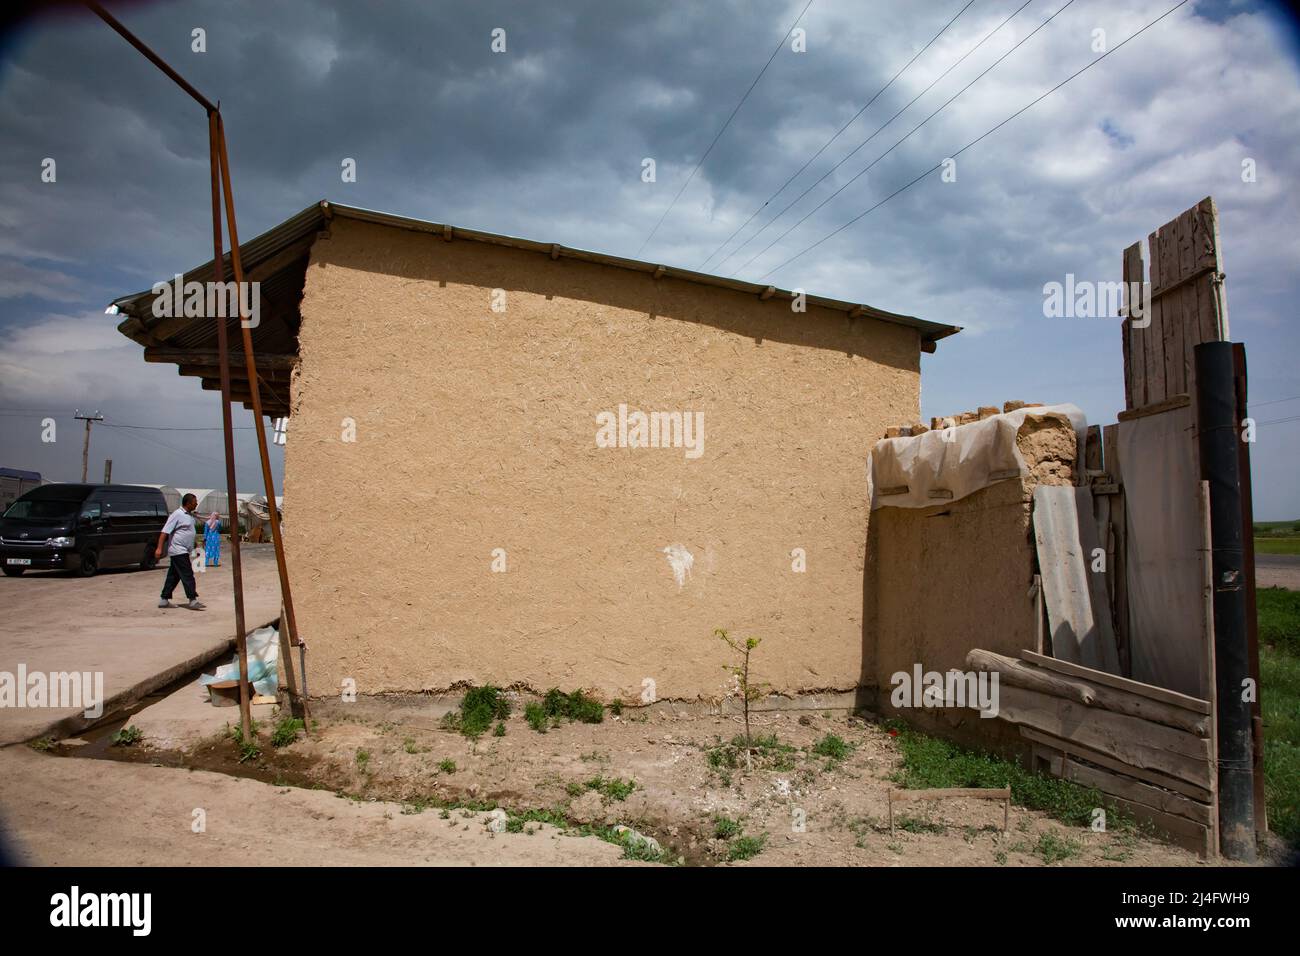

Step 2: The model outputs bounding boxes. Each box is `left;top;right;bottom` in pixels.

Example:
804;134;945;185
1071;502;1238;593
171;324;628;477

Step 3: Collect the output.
3;499;80;521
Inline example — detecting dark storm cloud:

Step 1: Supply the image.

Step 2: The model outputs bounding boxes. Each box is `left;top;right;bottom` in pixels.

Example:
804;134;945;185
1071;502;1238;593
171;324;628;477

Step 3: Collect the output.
0;0;1298;516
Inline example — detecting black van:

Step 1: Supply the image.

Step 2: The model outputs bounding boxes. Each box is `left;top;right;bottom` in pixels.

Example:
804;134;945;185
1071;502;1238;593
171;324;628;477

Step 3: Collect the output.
0;484;169;577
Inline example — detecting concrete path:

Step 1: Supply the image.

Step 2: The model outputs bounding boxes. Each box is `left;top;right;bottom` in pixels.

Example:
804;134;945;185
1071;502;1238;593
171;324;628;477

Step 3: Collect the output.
0;745;629;866
127;676;278;751
0;545;281;745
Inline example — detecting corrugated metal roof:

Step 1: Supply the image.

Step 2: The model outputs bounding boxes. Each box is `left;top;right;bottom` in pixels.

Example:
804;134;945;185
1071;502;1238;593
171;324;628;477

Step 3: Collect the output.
112;200;961;417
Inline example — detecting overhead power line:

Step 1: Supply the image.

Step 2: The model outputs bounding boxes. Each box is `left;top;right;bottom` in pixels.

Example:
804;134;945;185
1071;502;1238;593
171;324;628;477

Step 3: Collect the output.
702;0;983;270
753;0;1192;280
741;0;1079;276
717;0;1037;271
100;421;261;432
634;0;816;259
1249;395;1300;409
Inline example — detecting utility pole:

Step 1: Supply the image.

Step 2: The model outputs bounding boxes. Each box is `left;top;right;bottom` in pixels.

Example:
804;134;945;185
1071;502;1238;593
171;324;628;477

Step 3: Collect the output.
74;410;103;483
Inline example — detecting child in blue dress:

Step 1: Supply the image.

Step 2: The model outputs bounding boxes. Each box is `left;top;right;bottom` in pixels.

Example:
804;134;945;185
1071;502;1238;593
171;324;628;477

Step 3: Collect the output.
204;512;221;567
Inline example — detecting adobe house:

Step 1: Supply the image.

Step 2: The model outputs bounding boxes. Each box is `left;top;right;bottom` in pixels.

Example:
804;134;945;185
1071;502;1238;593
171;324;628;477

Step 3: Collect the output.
113;200;959;705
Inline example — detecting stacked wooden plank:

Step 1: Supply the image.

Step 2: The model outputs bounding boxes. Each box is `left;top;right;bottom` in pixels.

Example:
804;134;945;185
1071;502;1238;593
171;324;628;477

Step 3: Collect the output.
967;648;1217;858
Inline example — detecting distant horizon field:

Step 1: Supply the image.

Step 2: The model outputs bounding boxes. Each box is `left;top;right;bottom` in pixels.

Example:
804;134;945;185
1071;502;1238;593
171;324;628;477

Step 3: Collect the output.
1255;519;1300;556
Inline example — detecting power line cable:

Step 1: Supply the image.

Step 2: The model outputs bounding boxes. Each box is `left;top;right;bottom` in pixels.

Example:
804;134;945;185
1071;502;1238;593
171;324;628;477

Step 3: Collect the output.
634;0;816;258
700;0;981;270
105;420;234;469
99;422;259;432
1249;395;1300;409
741;0;1079;276
753;0;1191;280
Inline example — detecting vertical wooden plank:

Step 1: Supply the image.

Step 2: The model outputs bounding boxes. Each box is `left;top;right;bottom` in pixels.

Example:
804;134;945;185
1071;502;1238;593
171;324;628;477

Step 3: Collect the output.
1103;423;1130;676
1206;197;1228;340
1122;242;1145;409
1198;480;1220;858
1085;425;1102;472
1167;211;1190;394
1193;197;1223;344
1121;316;1134;409
1146;229;1167;404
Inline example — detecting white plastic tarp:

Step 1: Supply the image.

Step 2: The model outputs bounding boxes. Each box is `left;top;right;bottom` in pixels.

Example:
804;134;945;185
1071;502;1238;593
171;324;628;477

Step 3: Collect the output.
869;404;1087;510
199;625;280;698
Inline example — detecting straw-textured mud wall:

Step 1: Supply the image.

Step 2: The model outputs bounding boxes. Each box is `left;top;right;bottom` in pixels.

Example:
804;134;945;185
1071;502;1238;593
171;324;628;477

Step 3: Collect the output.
870;413;1077;742
282;218;922;701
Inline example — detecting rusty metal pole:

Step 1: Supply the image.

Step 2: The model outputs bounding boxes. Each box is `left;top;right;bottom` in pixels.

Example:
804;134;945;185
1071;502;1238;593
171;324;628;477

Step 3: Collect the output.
86;0;261;738
208;110;253;742
86;3;216;112
215;114;308;718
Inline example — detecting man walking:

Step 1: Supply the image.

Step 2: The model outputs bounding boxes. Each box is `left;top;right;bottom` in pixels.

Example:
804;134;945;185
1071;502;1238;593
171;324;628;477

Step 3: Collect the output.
156;493;206;610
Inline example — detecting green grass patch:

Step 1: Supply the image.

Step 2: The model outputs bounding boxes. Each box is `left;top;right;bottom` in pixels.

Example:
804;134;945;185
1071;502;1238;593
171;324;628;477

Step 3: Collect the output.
1255;537;1300;555
583;776;636;801
884;718;1116;829
728;834;767;861
811;732;854;762
542;688;605;725
1258;587;1300;656
706;733;798;772
895;815;945;834
271;717;304;748
1261;644;1299;847
1255;585;1300;847
27;736;54;752
1035;831;1083;864
438;758;457;774
111;725;143;747
453;685;511;739
524;701;548;733
713;815;743;840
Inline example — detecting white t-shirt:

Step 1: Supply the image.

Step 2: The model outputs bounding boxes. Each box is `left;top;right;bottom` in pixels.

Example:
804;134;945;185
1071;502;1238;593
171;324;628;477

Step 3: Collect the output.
162;508;198;557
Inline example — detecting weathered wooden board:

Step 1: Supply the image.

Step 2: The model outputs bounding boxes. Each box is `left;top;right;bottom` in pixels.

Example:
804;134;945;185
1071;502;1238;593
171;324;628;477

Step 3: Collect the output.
1122;242;1145;408
1032;486;1121;674
1020;650;1211;714
1123;198;1225;410
1102;423;1129;675
1020;727;1211;802
971;649;1209;735
991;685;1211;788
1036;749;1212;825
1116;403;1210;698
1096;790;1215;859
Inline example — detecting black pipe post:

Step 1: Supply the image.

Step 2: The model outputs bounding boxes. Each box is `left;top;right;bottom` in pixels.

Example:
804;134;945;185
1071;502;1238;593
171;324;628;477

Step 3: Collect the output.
1195;340;1256;861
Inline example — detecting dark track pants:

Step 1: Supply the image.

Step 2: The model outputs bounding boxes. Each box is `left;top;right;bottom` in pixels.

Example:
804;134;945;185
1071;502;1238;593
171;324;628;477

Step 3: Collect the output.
161;553;198;602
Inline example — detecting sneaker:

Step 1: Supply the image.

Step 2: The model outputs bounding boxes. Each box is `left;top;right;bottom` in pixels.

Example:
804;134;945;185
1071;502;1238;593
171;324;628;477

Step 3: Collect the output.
158;599;174;608
185;599;207;611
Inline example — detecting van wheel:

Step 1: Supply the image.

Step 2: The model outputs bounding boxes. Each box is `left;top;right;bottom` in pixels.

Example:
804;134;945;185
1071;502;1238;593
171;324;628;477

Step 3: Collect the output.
2;566;22;577
76;549;99;577
140;545;158;570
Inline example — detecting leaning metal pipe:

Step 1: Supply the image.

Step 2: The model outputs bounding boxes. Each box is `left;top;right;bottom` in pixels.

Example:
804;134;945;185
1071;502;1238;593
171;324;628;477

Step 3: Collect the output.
1195;340;1256;862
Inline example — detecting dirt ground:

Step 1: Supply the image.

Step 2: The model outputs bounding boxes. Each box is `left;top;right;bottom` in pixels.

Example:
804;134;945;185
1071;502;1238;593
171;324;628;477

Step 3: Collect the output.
0;544;281;745
43;695;1271;868
0;743;628;867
